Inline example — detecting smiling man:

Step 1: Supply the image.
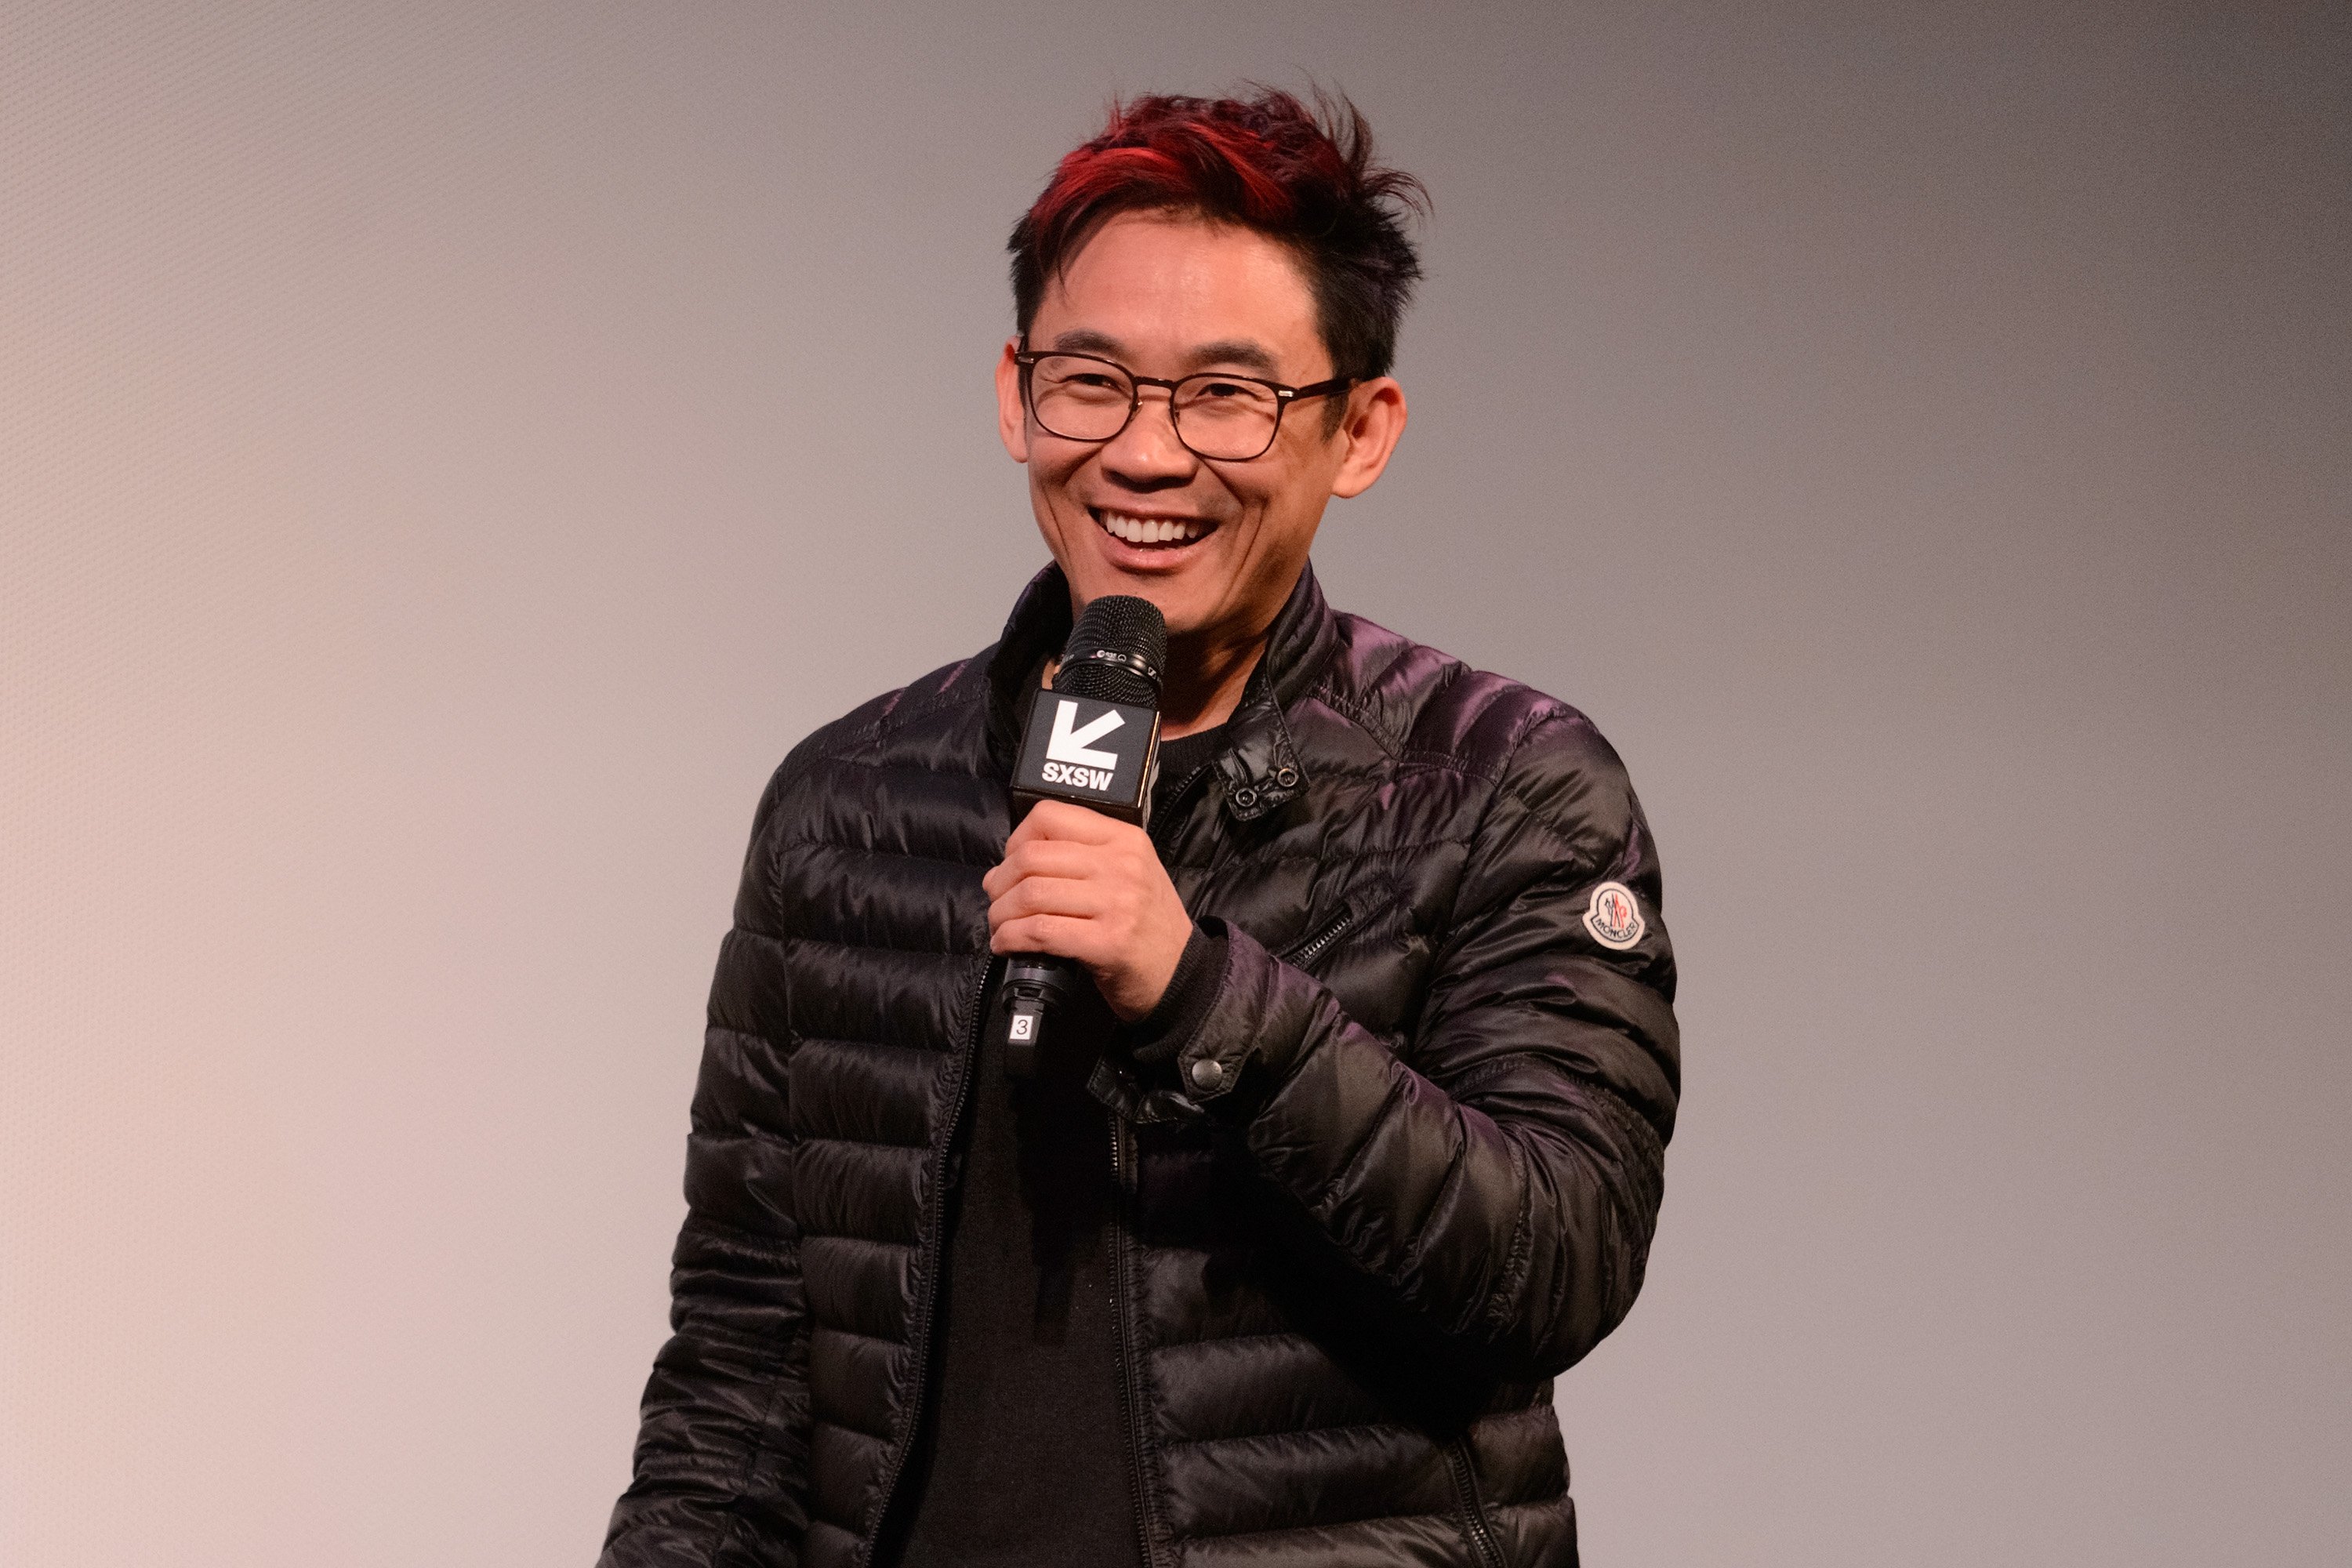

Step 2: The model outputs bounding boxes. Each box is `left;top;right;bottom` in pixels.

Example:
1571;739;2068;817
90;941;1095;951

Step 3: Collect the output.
602;92;1679;1568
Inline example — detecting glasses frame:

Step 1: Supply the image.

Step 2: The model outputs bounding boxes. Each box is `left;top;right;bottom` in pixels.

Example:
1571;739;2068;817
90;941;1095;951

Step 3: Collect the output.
1014;346;1354;463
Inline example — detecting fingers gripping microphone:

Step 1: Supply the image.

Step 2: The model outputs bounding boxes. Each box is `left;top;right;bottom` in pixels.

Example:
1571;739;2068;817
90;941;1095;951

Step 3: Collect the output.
994;594;1167;1077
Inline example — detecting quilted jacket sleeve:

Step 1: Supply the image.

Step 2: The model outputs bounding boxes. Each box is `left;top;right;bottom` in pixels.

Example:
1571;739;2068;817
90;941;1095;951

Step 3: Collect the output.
1182;711;1679;1381
601;771;811;1567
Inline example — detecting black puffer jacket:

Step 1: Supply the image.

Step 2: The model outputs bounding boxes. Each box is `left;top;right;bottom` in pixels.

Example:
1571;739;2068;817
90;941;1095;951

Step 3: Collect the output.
603;564;1679;1568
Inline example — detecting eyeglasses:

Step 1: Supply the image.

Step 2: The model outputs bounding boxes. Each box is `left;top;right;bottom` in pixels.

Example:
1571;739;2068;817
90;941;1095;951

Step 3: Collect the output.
1014;347;1352;463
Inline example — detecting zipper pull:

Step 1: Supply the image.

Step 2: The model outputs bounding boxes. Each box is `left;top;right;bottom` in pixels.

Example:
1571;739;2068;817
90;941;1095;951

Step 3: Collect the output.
1279;905;1357;968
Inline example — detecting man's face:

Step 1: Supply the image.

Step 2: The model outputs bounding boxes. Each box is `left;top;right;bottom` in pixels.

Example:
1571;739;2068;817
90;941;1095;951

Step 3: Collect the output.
996;210;1403;650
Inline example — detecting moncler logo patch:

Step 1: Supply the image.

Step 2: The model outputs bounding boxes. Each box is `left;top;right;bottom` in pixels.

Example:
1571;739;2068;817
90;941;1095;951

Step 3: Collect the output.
1582;880;1646;950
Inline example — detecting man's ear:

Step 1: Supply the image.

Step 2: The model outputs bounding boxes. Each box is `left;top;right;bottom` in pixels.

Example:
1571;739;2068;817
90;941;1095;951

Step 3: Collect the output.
1330;377;1406;499
996;340;1031;463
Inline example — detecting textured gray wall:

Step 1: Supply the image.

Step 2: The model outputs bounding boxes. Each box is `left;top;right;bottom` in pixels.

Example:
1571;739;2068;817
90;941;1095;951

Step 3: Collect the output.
2;3;2345;1563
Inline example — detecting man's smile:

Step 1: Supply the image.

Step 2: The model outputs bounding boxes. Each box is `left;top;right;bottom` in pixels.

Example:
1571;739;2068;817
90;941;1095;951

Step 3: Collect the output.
1088;506;1218;551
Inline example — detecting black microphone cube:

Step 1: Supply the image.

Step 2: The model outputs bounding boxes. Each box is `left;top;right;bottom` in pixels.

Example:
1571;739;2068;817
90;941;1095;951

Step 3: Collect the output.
1010;692;1160;826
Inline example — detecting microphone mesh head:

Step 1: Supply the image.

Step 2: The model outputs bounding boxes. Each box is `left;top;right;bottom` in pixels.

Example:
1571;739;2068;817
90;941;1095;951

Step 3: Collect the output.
1054;594;1166;707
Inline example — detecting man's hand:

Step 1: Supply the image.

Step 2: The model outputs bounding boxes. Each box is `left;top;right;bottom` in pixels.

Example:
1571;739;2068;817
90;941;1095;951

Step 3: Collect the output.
984;800;1192;1022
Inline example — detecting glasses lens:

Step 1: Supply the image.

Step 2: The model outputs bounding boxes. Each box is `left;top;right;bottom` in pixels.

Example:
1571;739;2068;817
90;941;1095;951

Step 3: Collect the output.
1173;375;1282;460
1028;356;1137;441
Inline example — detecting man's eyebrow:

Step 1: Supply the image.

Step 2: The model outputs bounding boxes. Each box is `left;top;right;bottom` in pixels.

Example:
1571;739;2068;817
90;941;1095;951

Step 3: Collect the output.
1046;328;1127;358
1040;330;1285;377
1181;339;1282;375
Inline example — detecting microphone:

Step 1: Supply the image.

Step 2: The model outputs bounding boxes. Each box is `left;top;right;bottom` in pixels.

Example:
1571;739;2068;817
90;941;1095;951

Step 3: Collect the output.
993;593;1167;1077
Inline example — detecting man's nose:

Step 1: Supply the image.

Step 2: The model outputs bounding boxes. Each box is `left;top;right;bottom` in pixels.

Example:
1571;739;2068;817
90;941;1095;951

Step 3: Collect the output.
1099;386;1196;480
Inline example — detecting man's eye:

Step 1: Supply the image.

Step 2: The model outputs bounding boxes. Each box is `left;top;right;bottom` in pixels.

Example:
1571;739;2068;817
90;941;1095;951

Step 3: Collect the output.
1192;380;1251;401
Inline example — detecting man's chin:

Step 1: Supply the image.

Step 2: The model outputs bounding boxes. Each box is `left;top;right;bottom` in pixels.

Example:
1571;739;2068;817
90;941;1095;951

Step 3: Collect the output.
1064;568;1197;621
1058;535;1219;611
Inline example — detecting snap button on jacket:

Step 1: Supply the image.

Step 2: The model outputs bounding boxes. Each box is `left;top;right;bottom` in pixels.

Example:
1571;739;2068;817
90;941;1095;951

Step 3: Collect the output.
603;564;1679;1568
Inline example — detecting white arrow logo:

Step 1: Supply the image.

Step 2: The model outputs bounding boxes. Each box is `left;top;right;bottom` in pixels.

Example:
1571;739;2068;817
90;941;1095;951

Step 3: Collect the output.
1046;699;1125;768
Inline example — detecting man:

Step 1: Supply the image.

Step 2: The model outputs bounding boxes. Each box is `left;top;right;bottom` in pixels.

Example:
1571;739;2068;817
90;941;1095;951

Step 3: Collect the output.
602;91;1677;1568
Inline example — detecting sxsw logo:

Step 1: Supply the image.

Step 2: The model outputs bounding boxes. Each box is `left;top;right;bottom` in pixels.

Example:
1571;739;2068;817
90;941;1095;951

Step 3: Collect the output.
1040;700;1123;790
1012;693;1156;822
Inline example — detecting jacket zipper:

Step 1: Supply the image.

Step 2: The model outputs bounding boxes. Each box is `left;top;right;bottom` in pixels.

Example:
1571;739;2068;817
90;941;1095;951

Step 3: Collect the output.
859;951;992;1566
1083;750;1205;1568
1109;1113;1170;1568
1445;1436;1507;1568
1115;748;1242;1568
1277;905;1356;969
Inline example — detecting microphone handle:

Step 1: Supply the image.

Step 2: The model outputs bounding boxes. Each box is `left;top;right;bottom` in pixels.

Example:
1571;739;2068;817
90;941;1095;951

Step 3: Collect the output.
994;952;1087;1078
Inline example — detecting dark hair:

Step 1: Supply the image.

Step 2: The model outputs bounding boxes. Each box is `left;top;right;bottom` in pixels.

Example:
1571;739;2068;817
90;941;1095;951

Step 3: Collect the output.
1009;89;1427;386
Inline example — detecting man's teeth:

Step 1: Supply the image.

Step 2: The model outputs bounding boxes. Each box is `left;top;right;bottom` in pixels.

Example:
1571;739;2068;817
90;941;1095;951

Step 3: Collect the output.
1098;511;1206;545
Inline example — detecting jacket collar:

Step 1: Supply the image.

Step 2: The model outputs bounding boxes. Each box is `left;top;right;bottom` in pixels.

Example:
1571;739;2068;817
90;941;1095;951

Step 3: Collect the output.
984;561;1339;824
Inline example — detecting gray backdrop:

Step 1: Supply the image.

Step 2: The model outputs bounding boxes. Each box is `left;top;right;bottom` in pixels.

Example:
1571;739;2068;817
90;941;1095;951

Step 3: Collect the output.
2;3;2345;1564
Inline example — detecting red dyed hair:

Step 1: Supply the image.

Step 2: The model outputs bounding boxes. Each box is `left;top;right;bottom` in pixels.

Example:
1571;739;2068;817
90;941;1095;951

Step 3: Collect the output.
1010;89;1426;385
